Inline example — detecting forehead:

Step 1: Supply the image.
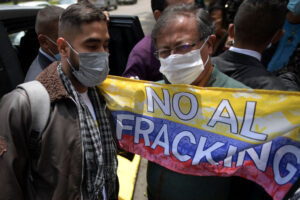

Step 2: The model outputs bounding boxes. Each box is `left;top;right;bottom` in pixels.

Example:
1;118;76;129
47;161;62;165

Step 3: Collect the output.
73;21;109;42
156;15;199;47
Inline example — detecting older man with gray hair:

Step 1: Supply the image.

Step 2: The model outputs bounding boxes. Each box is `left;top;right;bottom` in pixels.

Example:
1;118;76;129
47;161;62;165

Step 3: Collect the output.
147;4;248;200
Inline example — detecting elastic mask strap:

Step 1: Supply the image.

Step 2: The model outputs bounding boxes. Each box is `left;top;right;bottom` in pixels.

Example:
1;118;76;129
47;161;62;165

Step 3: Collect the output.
199;37;209;52
44;35;58;47
65;40;79;55
44;35;59;59
200;37;210;67
66;58;77;72
65;40;79;72
203;55;210;67
47;48;57;59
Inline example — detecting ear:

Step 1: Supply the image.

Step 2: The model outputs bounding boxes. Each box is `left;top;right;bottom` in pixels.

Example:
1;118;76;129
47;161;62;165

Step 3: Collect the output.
271;29;285;44
228;23;235;39
38;34;49;50
207;34;216;55
154;10;162;21
57;37;69;58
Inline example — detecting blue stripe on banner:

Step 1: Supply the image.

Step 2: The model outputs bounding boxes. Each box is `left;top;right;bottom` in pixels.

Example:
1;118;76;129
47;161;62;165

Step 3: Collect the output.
113;110;300;186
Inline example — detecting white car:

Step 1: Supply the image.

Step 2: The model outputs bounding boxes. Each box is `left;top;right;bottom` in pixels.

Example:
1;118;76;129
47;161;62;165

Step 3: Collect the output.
57;0;77;9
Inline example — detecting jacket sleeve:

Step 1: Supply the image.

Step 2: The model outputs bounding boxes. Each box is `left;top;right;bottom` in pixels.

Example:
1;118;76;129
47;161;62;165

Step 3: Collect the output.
122;45;147;80
0;89;32;200
278;72;300;91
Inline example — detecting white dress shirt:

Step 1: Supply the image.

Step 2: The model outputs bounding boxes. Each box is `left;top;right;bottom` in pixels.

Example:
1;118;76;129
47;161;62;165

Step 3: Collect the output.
229;46;262;61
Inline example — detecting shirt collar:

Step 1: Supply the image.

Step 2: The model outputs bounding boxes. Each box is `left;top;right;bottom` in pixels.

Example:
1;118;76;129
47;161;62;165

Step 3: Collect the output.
39;48;56;62
229;46;261;61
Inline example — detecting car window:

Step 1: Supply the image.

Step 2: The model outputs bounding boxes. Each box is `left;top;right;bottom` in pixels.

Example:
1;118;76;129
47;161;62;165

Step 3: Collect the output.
59;0;76;4
9;31;25;46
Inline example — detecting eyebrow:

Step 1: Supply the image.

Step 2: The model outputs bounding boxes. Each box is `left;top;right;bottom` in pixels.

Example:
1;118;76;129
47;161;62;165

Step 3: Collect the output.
82;37;110;44
83;38;101;44
159;40;193;49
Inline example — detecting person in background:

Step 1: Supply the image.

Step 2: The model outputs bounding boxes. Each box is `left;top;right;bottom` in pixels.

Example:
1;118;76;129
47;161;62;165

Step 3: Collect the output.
208;0;227;54
148;4;248;200
122;0;195;81
0;3;118;199
211;0;294;91
208;0;244;56
25;5;64;82
268;0;300;90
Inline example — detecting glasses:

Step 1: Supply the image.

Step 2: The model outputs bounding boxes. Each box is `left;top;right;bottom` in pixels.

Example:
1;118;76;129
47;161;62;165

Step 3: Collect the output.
154;39;201;59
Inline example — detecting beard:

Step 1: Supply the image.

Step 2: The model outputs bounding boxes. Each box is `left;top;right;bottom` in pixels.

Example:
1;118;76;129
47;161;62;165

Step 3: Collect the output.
68;49;80;71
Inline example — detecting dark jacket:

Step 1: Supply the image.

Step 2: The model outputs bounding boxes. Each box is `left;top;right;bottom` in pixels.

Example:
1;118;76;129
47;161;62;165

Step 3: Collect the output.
24;51;53;82
212;50;290;90
122;34;162;81
0;62;118;200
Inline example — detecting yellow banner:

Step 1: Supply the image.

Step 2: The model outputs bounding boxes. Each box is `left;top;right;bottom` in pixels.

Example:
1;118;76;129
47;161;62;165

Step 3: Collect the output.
98;75;300;200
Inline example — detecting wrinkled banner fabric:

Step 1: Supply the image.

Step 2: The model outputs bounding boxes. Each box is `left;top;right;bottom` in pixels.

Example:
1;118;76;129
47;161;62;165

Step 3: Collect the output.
98;76;300;200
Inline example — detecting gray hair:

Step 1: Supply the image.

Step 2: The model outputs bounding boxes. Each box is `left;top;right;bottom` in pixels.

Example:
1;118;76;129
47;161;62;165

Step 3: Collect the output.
151;4;215;45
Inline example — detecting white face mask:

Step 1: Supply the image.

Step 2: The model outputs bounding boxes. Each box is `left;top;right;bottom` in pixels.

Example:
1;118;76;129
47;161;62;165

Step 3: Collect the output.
159;38;209;84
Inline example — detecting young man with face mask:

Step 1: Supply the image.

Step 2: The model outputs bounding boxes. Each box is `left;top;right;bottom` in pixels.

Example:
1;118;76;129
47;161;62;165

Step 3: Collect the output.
25;5;64;82
147;4;248;200
0;3;118;200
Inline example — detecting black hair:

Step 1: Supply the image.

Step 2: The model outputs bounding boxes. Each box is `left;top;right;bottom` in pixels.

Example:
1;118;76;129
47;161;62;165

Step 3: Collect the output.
152;4;215;44
234;0;287;46
58;3;107;41
151;0;168;13
35;5;64;35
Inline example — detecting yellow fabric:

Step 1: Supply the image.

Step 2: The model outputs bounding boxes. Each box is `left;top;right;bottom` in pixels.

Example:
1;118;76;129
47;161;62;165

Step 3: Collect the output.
117;155;141;200
98;75;300;200
99;75;300;144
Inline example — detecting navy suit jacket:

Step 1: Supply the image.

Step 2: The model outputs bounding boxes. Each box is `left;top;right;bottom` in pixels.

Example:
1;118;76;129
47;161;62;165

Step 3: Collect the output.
212;50;288;90
24;51;53;82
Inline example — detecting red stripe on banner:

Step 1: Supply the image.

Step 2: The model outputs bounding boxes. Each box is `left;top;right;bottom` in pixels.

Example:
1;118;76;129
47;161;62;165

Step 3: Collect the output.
119;134;292;200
